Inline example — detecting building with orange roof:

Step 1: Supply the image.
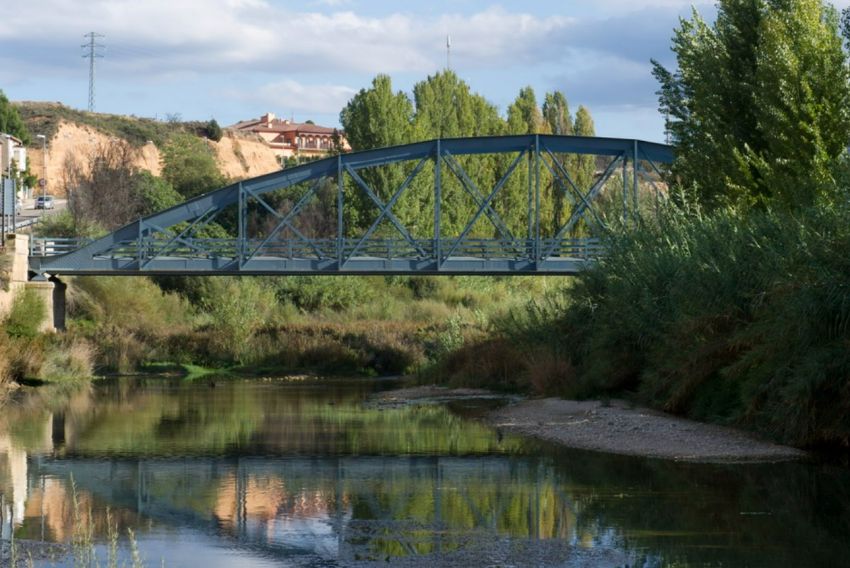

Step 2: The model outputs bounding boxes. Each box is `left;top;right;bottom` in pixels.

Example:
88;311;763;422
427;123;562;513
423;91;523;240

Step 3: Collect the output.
230;112;349;162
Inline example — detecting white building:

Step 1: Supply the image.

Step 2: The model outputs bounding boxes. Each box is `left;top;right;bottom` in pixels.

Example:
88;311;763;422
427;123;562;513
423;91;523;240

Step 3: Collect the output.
0;133;27;175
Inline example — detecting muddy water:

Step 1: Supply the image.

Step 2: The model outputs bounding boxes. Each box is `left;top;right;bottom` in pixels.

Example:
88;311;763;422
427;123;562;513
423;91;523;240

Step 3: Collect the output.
1;377;849;567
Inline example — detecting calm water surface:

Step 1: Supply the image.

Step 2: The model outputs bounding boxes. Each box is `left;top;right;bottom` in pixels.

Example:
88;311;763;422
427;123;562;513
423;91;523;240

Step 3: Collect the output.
1;377;849;567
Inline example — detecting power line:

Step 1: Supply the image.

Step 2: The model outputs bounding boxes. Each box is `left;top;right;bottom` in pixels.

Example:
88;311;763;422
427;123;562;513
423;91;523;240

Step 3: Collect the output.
82;32;105;112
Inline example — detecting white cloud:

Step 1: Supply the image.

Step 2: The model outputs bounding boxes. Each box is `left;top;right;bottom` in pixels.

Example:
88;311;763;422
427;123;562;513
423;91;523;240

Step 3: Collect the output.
233;79;358;114
0;2;573;76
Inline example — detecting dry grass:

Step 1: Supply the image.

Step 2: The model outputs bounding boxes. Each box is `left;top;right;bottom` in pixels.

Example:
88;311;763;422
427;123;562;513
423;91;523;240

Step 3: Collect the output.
41;336;96;381
525;348;577;396
437;337;528;391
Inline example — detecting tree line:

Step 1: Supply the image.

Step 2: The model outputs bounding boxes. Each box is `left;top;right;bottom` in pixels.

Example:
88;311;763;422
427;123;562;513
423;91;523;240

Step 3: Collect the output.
338;71;597;239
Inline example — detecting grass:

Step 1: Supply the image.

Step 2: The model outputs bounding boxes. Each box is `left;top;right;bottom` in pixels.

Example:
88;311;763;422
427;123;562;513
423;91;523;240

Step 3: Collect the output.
0;246;12;292
15;101;212;147
68;476;151;568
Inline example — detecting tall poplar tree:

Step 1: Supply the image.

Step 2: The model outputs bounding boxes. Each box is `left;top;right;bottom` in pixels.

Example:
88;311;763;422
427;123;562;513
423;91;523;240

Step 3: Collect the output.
542;92;573;136
572;106;596;195
653;0;850;208
411;71;503;236
340;75;415;232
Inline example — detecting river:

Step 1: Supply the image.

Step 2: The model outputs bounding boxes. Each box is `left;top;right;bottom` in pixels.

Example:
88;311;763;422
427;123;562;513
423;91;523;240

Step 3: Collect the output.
1;376;849;567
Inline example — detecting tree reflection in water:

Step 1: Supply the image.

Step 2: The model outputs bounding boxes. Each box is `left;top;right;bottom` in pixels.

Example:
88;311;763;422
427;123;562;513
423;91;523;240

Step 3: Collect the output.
0;377;849;566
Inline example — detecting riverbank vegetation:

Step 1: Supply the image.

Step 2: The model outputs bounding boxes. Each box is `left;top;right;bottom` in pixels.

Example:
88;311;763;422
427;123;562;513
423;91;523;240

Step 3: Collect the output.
0;288;94;386
63;273;555;376
436;0;850;449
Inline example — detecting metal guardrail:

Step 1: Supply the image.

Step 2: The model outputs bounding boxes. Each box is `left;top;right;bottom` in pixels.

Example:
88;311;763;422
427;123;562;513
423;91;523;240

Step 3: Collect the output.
13;217;39;231
29;237;91;257
29;236;604;261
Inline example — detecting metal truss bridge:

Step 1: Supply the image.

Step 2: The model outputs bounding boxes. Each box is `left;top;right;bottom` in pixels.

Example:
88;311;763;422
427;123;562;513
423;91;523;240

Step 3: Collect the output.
29;135;672;278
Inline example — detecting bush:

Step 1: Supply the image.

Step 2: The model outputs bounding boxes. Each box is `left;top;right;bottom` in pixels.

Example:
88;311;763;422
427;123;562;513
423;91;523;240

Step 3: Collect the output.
493;196;850;447
274;276;376;312
205;119;223;142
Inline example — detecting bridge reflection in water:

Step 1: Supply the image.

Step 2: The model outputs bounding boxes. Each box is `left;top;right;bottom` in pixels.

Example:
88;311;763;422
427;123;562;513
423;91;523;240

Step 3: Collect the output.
24;455;588;563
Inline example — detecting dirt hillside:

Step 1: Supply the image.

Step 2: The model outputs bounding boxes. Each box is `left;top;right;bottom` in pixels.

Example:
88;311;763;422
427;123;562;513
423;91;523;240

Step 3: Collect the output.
27;120;281;198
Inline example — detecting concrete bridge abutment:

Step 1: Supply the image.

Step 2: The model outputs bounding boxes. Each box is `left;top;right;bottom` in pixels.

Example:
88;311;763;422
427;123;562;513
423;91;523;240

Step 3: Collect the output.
1;234;66;333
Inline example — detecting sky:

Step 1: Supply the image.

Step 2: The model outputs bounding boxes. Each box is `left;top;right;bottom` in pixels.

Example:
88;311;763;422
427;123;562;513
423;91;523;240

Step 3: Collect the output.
1;0;849;143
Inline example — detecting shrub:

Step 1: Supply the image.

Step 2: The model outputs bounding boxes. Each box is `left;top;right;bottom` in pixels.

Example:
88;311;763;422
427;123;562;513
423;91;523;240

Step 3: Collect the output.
274;276;376;312
40;335;95;381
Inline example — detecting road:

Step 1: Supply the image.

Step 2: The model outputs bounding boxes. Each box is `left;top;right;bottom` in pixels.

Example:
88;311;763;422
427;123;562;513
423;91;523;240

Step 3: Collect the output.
3;196;68;231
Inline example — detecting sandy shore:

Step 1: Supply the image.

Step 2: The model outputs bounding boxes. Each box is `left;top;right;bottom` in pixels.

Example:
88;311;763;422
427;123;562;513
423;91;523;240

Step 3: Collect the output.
375;386;805;463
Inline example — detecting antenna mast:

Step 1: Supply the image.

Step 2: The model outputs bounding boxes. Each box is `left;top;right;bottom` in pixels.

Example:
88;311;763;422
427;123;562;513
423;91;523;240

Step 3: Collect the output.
446;34;451;71
82;32;105;112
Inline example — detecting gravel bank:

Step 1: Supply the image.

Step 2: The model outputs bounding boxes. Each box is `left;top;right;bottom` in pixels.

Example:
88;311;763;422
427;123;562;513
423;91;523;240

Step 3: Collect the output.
370;385;517;408
373;386;805;462
489;398;805;463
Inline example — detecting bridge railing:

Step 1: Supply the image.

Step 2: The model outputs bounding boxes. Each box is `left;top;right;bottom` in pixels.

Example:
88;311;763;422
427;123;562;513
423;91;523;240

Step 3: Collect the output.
30;236;605;261
29;237;91;257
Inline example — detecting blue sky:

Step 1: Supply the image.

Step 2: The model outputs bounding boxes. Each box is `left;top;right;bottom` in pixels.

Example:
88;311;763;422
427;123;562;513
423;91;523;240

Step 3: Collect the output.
1;0;847;143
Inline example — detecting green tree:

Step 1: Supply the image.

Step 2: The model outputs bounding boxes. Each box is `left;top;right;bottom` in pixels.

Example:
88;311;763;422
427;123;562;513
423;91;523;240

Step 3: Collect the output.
751;0;850;207
0;90;29;144
161;132;228;199
412;70;502;139
340;75;415;232
411;71;503;236
341;75;413;152
653;0;850;208
542;91;573;136
136;171;183;214
501;88;549;235
571;106;596;192
506;87;548;135
204;119;223;142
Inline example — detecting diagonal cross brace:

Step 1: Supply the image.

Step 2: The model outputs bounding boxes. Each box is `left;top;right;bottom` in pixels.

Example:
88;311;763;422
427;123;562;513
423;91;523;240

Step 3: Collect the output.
544;146;613;234
638;148;668;202
243;184;326;259
139;206;220;268
541;155;579;209
243;178;324;264
442;149;527;262
344;164;428;257
541;152;622;260
343;155;429;265
442;150;515;242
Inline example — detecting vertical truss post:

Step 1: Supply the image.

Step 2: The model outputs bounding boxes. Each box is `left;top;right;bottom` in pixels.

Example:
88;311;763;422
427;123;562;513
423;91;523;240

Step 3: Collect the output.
534;135;541;264
237;182;245;268
527;145;533;247
337;155;344;268
434;139;442;268
633;140;639;224
136;218;143;270
622;152;628;225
